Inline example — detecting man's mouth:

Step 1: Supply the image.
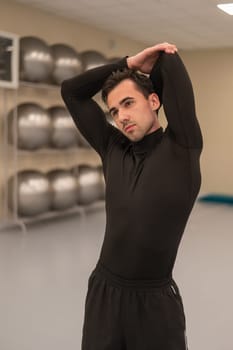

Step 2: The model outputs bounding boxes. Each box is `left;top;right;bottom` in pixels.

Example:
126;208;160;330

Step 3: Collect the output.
124;124;135;132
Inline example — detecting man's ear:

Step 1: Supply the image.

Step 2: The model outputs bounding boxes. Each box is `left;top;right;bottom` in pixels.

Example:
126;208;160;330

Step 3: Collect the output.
148;93;160;111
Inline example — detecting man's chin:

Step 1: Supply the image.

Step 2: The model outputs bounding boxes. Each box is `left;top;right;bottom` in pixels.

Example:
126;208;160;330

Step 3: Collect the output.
124;132;144;142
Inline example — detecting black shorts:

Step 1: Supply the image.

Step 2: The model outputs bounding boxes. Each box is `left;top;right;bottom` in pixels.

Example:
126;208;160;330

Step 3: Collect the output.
81;262;188;350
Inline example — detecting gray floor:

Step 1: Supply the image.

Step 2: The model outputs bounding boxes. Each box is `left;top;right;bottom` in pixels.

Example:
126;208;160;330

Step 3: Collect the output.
0;202;232;350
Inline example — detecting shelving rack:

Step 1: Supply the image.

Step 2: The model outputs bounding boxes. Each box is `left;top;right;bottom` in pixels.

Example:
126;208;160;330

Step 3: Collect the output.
0;31;107;233
0;81;104;234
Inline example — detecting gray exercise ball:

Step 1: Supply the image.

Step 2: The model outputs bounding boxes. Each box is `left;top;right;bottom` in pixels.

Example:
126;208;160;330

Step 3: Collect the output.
50;44;83;85
73;165;102;205
81;50;107;71
8;103;52;150
48;106;79;148
48;169;78;210
8;170;52;217
20;36;54;82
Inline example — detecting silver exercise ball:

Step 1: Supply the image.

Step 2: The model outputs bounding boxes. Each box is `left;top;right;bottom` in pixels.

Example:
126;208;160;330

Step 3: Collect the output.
20;36;54;82
74;165;102;205
50;44;83;85
8;103;52;150
8;170;51;217
48;106;79;148
48;169;78;210
81;50;107;71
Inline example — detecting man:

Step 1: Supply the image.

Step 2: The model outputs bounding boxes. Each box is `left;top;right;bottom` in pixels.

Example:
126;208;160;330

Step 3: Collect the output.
61;42;203;350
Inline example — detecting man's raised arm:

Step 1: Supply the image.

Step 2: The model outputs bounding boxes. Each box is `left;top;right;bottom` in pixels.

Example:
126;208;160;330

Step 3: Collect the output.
61;58;128;158
127;42;203;149
150;51;203;149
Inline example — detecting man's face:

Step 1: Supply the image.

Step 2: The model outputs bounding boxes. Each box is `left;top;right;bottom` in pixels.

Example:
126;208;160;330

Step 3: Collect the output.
106;79;160;142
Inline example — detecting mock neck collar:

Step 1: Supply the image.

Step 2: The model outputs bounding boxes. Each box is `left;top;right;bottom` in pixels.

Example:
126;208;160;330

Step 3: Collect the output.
131;127;163;154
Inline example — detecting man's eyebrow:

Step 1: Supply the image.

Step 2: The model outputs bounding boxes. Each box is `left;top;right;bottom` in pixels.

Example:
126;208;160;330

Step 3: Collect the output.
109;97;134;115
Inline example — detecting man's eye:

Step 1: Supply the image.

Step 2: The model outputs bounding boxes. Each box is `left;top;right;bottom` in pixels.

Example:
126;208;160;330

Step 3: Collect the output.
125;100;133;107
111;110;118;118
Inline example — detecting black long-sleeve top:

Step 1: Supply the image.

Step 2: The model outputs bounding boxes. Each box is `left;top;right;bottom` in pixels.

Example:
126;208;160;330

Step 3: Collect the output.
61;53;203;281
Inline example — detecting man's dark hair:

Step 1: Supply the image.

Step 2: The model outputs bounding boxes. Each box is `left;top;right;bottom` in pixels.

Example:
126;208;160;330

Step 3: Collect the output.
101;69;155;104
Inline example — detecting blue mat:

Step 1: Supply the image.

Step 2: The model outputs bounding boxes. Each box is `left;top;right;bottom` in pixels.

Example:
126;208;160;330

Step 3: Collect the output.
198;193;233;206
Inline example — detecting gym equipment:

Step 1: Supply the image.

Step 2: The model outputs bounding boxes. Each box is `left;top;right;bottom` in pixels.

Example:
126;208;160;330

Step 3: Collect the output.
73;165;102;205
81;50;107;71
50;43;83;84
198;193;233;206
48;106;79;148
48;169;78;210
20;36;54;82
8;170;51;216
8;102;51;150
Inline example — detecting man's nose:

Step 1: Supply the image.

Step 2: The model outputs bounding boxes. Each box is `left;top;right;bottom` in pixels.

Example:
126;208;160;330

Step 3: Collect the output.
118;109;130;123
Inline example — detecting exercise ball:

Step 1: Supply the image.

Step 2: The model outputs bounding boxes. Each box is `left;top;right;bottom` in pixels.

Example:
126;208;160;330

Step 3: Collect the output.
20;36;54;82
48;169;78;210
81;50;107;71
48;106;79;148
74;165;102;205
8;103;52;150
50;44;83;85
8;170;51;216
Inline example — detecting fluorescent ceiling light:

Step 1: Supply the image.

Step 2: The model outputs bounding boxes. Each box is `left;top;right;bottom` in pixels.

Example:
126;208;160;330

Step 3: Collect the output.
217;3;233;15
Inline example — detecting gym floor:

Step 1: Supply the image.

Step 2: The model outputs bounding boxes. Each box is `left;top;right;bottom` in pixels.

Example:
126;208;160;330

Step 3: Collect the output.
0;201;232;350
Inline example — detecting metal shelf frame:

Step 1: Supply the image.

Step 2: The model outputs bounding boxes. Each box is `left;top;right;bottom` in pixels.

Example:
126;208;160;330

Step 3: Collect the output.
0;82;104;234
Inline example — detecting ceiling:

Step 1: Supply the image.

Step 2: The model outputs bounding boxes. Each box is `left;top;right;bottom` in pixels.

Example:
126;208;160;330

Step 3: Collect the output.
14;0;233;50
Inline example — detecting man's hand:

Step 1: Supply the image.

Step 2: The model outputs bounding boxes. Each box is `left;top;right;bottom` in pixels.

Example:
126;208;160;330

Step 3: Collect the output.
127;42;177;74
